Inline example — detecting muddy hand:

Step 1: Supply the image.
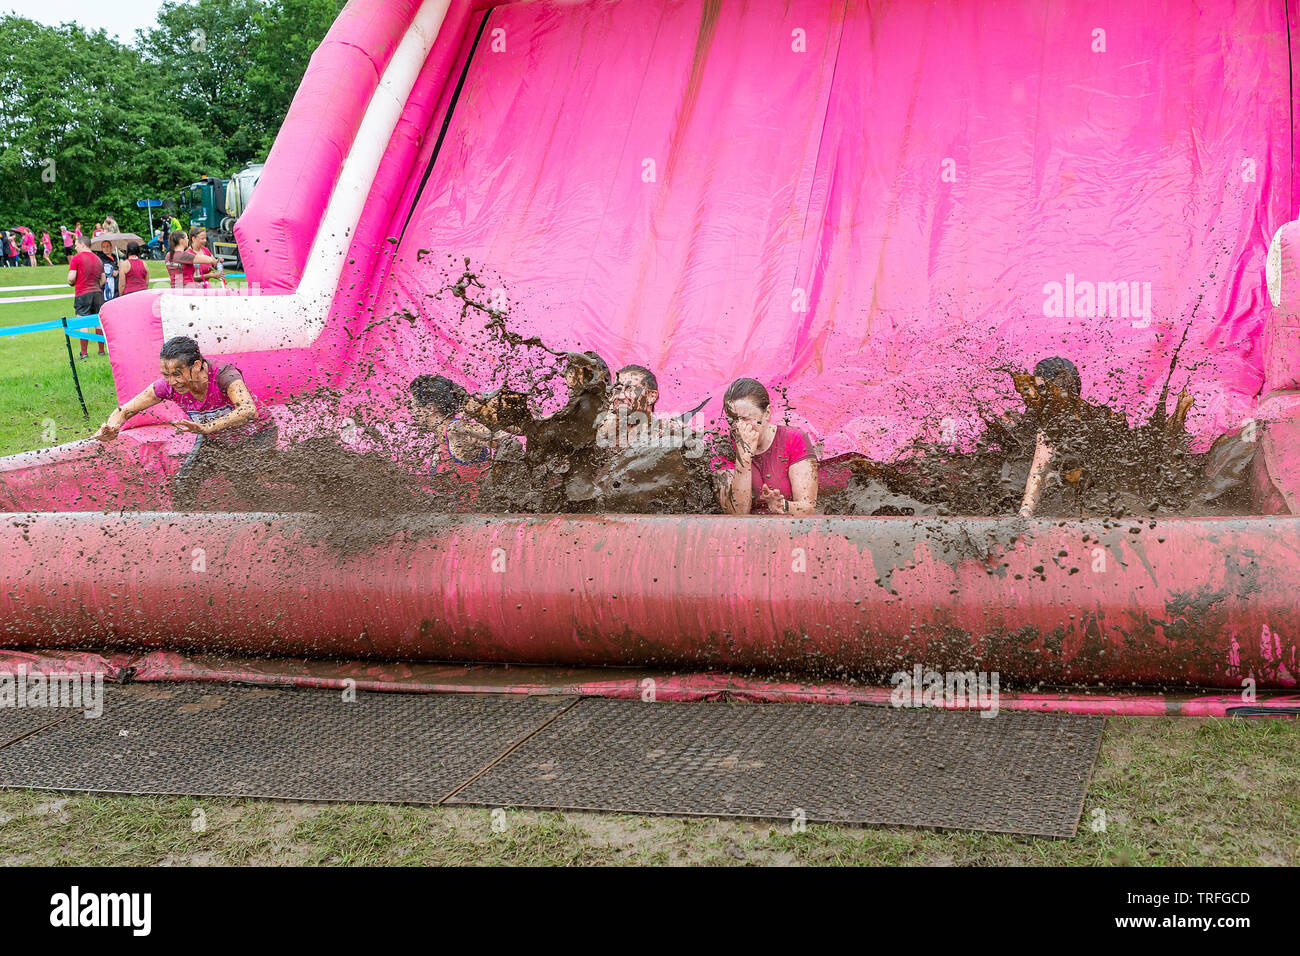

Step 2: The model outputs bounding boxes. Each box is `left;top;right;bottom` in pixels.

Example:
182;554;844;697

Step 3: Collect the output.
92;422;119;442
171;419;206;435
759;483;787;514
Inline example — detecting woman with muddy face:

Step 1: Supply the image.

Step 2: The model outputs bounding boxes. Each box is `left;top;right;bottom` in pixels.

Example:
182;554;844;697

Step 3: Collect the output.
597;364;660;449
718;378;818;515
93;337;277;486
1019;356;1083;517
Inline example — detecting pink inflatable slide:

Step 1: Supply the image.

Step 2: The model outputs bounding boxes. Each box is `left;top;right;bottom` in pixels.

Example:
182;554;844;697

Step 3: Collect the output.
2;0;1299;697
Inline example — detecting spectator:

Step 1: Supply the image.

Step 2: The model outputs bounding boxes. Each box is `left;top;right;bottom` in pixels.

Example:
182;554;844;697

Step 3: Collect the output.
164;232;187;288
61;225;73;256
95;236;119;302
66;236;105;359
102;214;119;234
73;222;83;244
40;229;54;266
165;231;218;289
119;241;149;295
21;228;36;267
6;231;18;267
185;226;222;287
0;230;9;267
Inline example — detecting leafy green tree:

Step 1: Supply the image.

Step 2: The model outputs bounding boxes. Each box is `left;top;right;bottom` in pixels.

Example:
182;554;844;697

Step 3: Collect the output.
0;16;227;242
138;0;343;167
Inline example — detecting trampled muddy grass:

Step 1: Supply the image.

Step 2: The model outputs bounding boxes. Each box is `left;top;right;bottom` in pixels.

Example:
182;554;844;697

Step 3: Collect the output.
0;717;1295;865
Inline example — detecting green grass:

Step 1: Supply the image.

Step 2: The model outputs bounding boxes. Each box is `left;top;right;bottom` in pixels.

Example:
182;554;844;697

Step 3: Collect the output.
1;716;1295;866
0;263;173;456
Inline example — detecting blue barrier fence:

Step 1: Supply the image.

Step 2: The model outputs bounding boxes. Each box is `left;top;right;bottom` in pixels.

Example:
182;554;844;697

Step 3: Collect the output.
0;314;105;340
0;315;108;419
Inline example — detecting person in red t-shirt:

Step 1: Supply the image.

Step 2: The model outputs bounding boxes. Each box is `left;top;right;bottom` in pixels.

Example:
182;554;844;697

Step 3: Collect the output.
717;377;818;514
66;236;105;358
119;241;149;295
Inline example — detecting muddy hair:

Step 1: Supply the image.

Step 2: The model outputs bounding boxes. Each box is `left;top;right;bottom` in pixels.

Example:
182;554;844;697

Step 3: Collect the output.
618;364;658;392
723;377;770;411
1033;356;1082;396
160;335;204;369
410;374;467;416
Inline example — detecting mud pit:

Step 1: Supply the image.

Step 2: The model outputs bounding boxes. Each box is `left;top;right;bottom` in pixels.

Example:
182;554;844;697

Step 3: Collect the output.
151;265;1258;524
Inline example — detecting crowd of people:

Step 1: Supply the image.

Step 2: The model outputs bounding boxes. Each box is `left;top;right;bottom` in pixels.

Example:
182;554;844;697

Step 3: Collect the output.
60;214;224;360
0;226;54;267
91;333;1084;517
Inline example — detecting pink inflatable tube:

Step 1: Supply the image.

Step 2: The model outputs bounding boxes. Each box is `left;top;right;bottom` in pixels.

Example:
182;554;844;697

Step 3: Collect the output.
1;511;1297;689
5;0;1300;710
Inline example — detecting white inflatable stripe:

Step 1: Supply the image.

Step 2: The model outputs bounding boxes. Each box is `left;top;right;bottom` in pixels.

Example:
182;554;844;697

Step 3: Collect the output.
160;0;452;351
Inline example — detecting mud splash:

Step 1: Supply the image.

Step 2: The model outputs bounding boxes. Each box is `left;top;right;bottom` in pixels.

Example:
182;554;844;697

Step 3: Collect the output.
119;260;1259;525
821;372;1258;518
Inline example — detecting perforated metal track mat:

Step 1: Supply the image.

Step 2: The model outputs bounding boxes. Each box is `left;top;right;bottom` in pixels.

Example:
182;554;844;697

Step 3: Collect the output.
0;685;1103;836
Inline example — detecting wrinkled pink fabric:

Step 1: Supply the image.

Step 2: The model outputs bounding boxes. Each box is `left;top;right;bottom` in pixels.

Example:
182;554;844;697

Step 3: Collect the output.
340;0;1291;457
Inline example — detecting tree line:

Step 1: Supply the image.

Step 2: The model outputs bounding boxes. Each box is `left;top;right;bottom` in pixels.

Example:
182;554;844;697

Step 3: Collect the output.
0;0;343;249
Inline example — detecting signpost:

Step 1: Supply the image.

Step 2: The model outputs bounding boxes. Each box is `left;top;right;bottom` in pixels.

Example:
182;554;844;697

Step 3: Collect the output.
136;199;162;237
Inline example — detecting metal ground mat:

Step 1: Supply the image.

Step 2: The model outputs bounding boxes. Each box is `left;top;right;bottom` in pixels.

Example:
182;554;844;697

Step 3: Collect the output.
0;684;570;803
447;698;1103;836
0;684;1103;836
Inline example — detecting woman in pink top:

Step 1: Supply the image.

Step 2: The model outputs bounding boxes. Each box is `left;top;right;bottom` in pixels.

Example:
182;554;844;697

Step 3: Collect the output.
20;229;36;267
118;241;149;294
185;226;222;287
165;232;219;289
40;230;53;266
717;378;818;514
93;336;277;482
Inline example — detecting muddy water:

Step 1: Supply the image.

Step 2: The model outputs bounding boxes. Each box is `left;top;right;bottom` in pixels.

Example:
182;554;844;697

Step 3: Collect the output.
150;263;1258;521
822;374;1258;518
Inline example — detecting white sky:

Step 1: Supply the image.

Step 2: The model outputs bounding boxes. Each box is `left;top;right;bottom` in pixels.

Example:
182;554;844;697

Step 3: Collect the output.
3;0;168;43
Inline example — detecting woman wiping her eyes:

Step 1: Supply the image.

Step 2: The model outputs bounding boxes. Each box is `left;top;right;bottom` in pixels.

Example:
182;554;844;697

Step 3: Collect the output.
717;377;818;515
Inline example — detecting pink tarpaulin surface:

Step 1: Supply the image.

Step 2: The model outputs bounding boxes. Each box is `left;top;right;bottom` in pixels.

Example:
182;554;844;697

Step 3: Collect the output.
2;648;1296;717
339;0;1294;457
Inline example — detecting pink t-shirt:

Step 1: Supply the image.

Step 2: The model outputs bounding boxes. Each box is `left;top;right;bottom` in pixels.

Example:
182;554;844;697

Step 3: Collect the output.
723;425;815;512
68;250;103;296
152;363;274;440
121;258;148;294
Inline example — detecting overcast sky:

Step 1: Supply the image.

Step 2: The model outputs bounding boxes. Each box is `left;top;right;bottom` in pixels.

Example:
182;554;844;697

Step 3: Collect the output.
3;0;168;43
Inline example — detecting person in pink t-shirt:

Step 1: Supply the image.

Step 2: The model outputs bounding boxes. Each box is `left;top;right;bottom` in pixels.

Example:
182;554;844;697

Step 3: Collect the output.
118;241;149;295
717;377;818;515
93;336;277;484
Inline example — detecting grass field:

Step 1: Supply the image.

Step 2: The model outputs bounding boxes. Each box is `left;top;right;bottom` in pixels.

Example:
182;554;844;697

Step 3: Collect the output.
0;263;172;456
0;716;1296;865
